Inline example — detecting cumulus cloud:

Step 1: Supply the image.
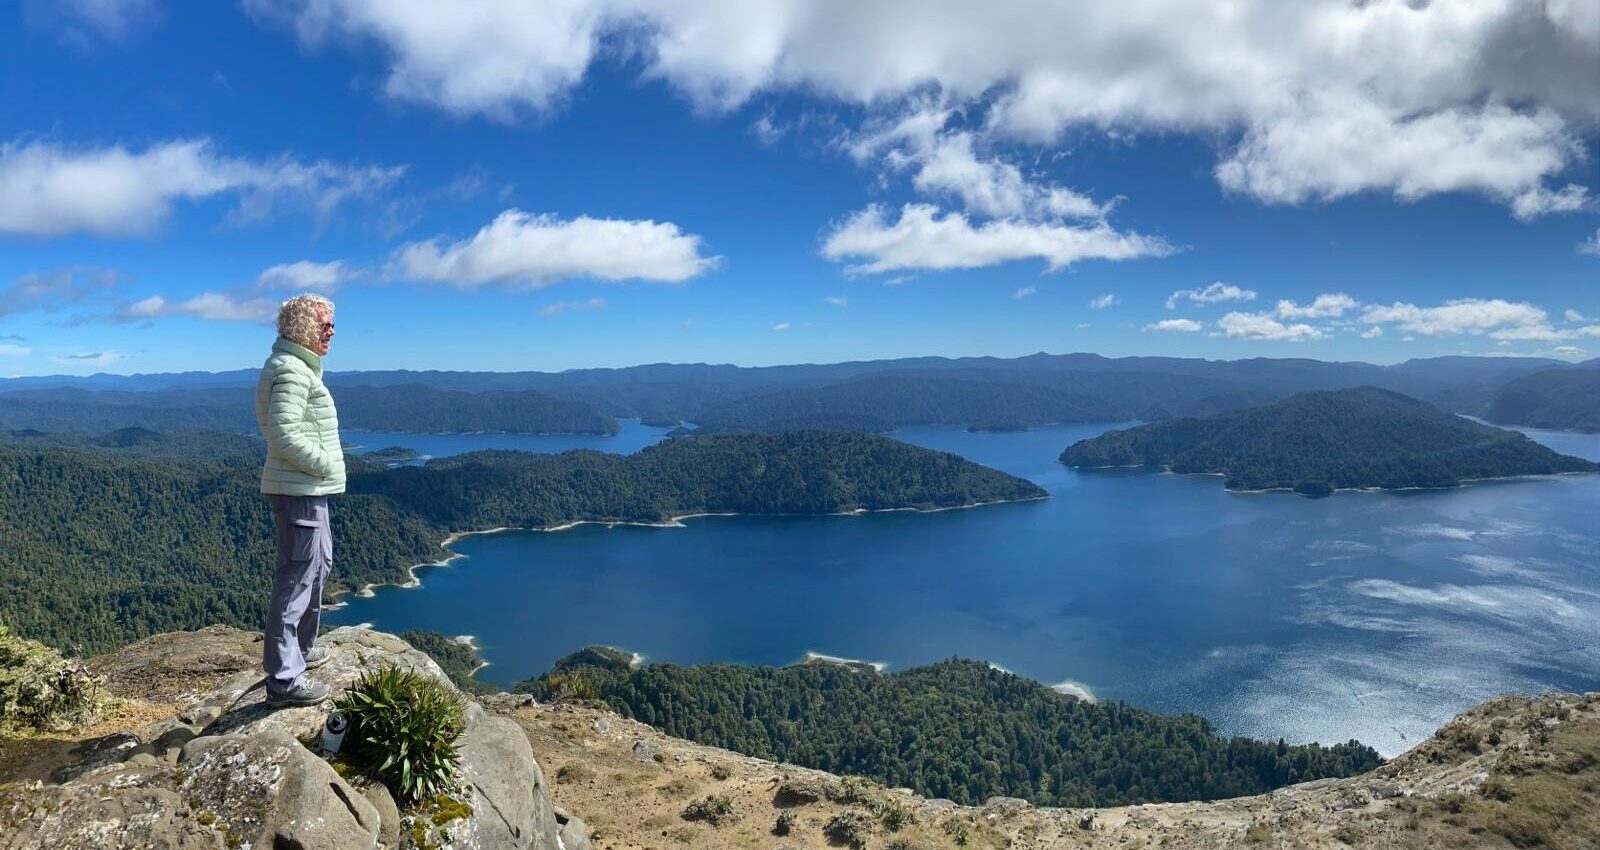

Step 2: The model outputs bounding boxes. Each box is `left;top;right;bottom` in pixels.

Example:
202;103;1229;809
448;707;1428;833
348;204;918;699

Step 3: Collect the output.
0;266;120;316
1360;326;1383;339
1360;298;1548;336
539;297;606;315
1144;318;1202;332
392;209;720;288
823;295;848;307
1012;286;1036;300
112;291;277;323
1276;293;1358;319
1218;311;1326;341
1567;309;1588;322
256;259;356;292
1165;282;1256;309
821;203;1171;274
772;321;790;331
0;138;403;236
1580;228;1600;256
254;1;1600;215
1088;293;1119;310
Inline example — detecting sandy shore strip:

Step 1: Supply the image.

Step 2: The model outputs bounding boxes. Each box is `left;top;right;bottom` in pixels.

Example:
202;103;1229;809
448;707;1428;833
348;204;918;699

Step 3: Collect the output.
796;650;889;673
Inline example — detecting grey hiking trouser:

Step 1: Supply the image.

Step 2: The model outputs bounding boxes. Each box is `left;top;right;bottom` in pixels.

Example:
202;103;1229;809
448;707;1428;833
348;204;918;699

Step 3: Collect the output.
264;494;332;695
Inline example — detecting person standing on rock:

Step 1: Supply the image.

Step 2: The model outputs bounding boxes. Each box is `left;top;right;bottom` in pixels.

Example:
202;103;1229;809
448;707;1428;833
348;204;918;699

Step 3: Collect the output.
256;294;343;706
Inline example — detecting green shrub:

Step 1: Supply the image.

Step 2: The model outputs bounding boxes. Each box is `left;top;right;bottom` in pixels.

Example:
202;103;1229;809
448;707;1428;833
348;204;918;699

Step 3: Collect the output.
334;665;465;804
773;810;796;835
680;794;736;826
824;810;875;848
0;624;109;733
708;763;731;780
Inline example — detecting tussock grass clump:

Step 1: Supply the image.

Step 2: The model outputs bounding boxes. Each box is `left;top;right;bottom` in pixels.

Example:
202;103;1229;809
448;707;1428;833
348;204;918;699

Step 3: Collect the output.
334;665;466;804
0;624;110;733
680;793;736;826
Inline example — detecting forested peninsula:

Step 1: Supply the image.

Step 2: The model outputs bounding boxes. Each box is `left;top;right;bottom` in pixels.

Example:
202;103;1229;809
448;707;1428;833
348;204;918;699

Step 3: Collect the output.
1059;387;1597;495
515;646;1382;808
0;429;1040;652
1484;366;1600;433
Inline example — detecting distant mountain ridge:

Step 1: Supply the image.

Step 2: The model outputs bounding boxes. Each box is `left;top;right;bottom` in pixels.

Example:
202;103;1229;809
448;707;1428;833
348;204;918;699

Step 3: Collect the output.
1483;364;1600;433
2;353;1581;434
1059;386;1597;495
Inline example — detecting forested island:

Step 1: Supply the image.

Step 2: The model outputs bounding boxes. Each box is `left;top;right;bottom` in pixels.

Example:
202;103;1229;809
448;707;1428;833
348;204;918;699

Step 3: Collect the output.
1059;386;1597;495
0;430;1039;652
514;646;1382;808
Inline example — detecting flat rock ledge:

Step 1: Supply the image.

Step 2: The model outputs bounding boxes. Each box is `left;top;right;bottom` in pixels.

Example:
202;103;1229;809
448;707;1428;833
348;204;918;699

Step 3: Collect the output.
0;626;560;850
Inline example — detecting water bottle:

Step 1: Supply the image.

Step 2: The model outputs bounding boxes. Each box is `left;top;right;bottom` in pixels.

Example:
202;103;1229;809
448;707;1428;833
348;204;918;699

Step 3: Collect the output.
320;711;349;755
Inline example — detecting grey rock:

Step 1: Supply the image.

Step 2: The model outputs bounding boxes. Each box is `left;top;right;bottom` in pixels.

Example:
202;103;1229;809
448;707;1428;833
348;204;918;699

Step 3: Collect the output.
630;738;661;761
355;779;402;850
0;781;224;850
557;812;591;850
433;701;561;849
49;731;140;783
179;729;381;850
591;717;610;734
984;795;1031;810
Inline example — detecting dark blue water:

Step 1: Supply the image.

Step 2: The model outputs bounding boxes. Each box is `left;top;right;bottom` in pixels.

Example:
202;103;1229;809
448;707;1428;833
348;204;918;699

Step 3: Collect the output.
344;418;671;463
327;423;1600;755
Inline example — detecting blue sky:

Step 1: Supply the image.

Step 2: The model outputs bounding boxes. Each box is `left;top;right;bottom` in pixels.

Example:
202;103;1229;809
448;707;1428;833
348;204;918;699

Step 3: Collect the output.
1;0;1597;375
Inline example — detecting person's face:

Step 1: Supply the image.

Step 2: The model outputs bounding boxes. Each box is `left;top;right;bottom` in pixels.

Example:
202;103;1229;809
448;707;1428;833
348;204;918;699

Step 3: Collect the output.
314;310;335;356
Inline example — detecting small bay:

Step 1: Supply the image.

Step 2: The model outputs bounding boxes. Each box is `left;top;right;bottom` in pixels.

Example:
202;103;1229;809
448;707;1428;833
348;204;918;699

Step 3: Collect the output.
326;422;1600;756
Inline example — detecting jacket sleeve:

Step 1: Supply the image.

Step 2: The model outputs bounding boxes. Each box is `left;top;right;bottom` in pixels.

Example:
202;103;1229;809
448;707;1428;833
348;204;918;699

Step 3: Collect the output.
262;370;336;478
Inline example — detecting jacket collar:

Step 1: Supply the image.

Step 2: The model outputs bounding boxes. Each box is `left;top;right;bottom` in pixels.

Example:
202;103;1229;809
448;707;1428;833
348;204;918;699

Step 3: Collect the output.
273;337;323;375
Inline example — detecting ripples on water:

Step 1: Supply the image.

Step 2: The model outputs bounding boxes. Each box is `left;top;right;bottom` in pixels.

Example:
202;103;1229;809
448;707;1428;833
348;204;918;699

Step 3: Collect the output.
329;421;1600;755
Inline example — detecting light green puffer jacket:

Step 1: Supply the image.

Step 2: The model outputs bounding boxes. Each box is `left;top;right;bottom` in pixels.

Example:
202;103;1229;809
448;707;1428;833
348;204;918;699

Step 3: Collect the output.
256;338;345;496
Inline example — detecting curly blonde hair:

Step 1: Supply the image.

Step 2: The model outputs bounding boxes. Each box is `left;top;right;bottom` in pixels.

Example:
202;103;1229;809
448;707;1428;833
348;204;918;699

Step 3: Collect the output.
277;294;334;348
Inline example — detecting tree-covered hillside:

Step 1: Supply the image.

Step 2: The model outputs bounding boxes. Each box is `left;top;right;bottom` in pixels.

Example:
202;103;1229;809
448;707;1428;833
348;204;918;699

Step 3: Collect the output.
516;649;1382;808
351;430;1045;528
1059;387;1596;494
0;431;1039;653
1484;367;1600;433
0;384;617;435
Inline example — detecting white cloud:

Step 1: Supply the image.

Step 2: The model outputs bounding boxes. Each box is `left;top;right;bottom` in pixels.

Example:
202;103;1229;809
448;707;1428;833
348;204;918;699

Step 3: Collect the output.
255;1;1600;216
1144;318;1202;332
1552;345;1585;357
1580;228;1600;256
1165;281;1256;309
1276;292;1358;319
0;138;403;236
1488;323;1600;342
539;296;606;315
1218;311;1326;341
112;291;276;323
49;350;122;367
1360;326;1383;339
256;259;355;292
1567;309;1589;322
772;321;790;331
1088;293;1118;310
820;203;1171;275
823;295;848;307
0;343;31;357
392;209;720;288
1360;298;1548;336
1012;286;1036;300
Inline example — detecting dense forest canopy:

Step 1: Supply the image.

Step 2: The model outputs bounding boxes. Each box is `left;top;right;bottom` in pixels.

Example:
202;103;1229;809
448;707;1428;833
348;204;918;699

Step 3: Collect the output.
1484;366;1600;433
1059;387;1597;494
0;429;1038;653
515;648;1382;808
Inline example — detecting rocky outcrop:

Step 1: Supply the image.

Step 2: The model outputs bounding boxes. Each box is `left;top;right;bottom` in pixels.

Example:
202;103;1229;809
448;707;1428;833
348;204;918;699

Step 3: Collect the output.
0;626;562;850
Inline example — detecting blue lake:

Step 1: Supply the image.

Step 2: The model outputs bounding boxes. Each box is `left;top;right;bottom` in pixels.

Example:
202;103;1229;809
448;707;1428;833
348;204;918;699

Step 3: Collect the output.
327;423;1600;756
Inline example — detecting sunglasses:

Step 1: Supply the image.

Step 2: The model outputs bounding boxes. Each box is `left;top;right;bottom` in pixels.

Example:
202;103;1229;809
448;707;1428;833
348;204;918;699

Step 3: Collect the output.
320;322;335;332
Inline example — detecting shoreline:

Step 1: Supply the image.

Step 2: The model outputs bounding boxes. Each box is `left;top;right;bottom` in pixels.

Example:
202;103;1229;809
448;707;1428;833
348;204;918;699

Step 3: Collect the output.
325;495;1045;611
1065;463;1595;496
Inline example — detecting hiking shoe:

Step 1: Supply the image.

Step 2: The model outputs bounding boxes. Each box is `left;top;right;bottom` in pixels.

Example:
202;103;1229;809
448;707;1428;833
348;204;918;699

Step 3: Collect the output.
268;678;331;707
304;646;330;670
